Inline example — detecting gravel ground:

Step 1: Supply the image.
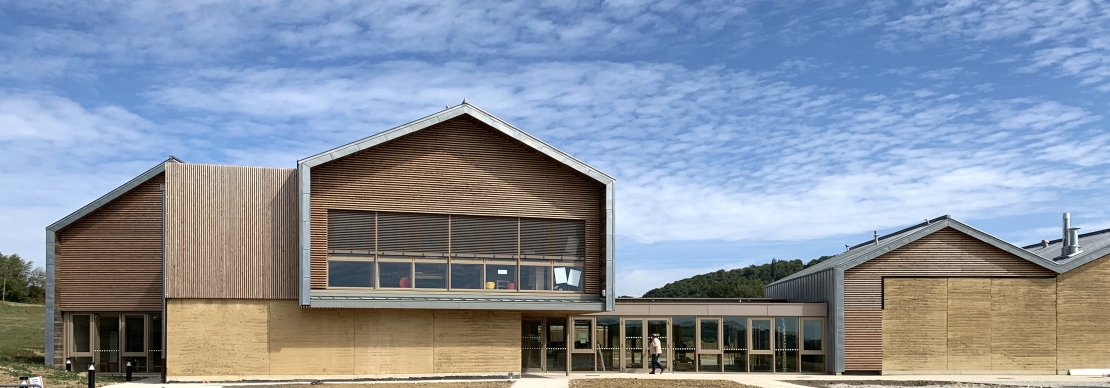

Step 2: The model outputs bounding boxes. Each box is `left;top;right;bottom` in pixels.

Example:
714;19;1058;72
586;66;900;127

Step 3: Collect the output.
787;380;1110;388
570;378;762;388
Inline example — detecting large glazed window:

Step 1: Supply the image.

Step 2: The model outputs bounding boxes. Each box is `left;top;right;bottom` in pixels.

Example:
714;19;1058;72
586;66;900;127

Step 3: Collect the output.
326;209;587;293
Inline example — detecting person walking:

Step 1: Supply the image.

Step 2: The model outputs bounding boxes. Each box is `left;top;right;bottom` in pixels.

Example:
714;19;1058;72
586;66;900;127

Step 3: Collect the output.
649;333;665;374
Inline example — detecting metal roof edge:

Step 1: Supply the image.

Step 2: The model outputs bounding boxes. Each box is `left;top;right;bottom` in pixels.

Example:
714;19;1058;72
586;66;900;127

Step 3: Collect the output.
941;218;1062;272
772;215;1066;286
296;102;615;185
45;156;182;232
832;220;953;272
765;267;834;288
1054;244;1110;273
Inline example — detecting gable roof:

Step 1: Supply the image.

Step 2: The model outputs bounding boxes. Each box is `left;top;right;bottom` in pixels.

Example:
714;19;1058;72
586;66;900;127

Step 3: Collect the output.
1022;226;1110;272
769;215;1062;286
298;101;615;185
46;156;183;232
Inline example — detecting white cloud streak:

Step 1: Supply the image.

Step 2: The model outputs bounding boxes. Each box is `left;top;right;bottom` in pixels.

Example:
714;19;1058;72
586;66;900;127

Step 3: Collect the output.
142;61;1107;245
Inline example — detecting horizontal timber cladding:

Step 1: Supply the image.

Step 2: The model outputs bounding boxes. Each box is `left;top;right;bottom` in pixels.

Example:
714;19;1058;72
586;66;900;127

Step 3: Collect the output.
843;227;1055;372
164;164;298;299
310;115;604;292
166;299;520;380
882;278;1057;373
55;173;164;311
1056;253;1110;371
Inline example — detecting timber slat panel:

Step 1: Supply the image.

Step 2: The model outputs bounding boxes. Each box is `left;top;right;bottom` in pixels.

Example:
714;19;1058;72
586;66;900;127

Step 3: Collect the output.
1057;253;1110;371
164;164;298;299
843;227;1054;371
310;115;605;293
55;173;164;311
882;278;948;371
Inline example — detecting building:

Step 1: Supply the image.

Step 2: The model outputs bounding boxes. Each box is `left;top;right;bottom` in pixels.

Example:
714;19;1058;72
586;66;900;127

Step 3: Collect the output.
767;214;1110;375
45;102;1108;379
44;103;827;380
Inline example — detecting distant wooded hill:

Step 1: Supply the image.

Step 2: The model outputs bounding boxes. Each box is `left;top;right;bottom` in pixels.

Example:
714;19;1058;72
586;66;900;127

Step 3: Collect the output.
640;255;834;298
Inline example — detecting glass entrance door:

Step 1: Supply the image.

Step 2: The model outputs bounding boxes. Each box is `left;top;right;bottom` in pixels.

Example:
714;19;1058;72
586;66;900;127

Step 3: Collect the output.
546;320;567;372
96;314;120;373
749;318;773;372
647;319;670;372
522;319;543;372
622;319;645;372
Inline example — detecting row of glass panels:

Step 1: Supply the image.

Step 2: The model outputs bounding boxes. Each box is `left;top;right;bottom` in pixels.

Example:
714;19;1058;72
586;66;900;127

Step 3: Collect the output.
523;316;825;373
328;258;586;292
68;313;163;373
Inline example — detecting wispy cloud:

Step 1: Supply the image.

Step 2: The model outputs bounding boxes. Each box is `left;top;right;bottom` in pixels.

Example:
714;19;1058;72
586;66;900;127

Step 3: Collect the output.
146;61;1107;245
3;1;1110;296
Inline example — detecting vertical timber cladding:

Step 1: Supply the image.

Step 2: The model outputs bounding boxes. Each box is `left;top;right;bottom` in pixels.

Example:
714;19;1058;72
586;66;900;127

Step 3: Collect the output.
55;173;164;311
844;227;1055;372
164;164;298;299
1057;253;1110;372
166;299;520;380
882;278;1057;373
309;115;605;292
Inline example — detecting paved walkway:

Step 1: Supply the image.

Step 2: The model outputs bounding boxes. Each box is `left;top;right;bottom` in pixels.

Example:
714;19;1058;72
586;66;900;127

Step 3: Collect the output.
103;373;1110;388
510;372;1110;388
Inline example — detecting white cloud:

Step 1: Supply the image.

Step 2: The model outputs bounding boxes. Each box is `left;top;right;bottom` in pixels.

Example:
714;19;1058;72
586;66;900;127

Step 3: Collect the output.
0;92;173;270
139;61;1109;246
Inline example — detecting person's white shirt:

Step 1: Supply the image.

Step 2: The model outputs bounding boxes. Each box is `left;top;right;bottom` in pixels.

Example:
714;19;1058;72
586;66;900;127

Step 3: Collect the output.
649;336;662;355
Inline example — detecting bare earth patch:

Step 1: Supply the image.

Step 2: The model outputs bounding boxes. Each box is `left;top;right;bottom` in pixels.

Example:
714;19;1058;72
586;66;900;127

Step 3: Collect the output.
786;380;1110;388
269;383;513;388
570;378;762;388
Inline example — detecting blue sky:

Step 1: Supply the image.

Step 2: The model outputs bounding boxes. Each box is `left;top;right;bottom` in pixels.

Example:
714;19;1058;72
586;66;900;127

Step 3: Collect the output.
1;1;1108;296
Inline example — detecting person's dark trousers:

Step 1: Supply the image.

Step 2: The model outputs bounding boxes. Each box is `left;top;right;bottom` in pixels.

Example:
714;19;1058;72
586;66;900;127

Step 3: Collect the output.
650;354;664;373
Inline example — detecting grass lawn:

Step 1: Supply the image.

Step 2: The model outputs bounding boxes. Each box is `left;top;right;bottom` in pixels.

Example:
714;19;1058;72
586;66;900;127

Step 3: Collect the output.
0;302;124;388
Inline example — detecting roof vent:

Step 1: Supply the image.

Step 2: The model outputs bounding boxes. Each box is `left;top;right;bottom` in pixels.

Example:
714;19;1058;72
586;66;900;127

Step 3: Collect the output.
1041;239;1049;248
1062;213;1082;257
874;231;879;245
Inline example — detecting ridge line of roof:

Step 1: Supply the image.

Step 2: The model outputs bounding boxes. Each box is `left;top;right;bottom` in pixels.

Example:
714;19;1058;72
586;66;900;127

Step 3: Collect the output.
296;102;614;184
769;215;1072;287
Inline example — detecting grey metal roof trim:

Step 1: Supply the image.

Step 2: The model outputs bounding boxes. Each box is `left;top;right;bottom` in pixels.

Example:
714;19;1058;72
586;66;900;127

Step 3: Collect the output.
769;215;1063;287
769;217;943;285
45;156;183;232
1050;231;1110;272
297;102;615;184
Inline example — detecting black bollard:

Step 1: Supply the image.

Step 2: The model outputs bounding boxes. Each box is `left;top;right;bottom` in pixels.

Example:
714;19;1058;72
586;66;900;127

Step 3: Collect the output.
125;361;132;382
66;358;72;372
87;364;95;388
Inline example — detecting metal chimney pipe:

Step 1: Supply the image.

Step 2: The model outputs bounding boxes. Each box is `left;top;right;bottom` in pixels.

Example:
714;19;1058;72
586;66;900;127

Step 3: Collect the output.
1062;213;1070;257
1062;213;1082;257
874;231;879;245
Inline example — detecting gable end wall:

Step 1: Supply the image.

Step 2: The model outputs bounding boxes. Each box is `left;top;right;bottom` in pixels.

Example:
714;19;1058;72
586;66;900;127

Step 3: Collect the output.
309;115;605;294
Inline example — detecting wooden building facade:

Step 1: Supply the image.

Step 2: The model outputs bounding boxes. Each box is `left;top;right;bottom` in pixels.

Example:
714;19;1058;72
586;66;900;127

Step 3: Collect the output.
766;215;1110;375
44;103;616;380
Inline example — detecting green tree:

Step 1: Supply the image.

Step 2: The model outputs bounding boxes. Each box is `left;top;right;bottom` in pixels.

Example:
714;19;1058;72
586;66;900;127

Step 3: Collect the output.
642;255;833;298
1;252;44;304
